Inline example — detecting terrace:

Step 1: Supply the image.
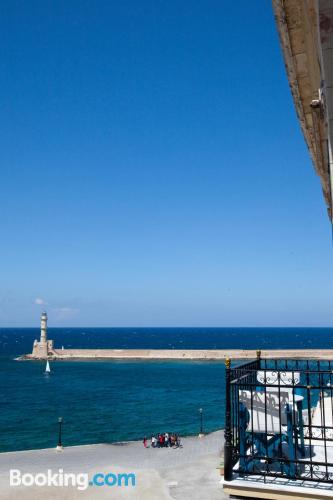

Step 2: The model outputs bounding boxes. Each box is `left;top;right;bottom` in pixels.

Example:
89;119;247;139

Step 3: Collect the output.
223;353;333;499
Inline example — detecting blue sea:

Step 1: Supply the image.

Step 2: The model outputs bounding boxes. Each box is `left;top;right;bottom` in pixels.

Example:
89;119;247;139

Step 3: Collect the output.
1;327;333;453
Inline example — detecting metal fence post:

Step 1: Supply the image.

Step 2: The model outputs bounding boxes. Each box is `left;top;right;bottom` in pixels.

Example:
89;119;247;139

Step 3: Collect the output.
257;349;261;369
224;357;233;481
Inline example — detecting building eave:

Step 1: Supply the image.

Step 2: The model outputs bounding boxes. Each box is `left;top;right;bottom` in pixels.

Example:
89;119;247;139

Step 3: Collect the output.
272;0;332;220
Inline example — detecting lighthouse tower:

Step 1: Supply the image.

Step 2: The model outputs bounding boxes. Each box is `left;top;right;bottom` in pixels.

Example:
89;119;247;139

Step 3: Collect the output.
32;312;54;358
40;311;48;344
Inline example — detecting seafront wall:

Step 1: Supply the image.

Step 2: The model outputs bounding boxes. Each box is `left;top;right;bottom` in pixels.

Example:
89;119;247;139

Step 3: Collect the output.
20;348;333;361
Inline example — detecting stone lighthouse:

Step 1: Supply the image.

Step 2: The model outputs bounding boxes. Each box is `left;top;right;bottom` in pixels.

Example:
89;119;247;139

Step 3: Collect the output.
40;311;48;344
32;312;54;358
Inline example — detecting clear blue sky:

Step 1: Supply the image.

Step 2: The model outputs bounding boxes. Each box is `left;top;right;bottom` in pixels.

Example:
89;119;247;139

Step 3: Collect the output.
1;0;333;327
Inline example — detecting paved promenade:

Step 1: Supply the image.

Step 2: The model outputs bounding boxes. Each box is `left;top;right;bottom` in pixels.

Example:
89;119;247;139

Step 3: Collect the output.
0;430;227;499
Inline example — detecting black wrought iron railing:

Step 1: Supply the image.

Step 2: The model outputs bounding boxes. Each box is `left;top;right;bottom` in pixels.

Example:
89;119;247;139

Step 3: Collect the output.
224;355;333;484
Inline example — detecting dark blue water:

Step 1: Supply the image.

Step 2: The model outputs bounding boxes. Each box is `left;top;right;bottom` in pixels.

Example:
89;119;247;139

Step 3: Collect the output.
1;327;333;452
2;327;333;354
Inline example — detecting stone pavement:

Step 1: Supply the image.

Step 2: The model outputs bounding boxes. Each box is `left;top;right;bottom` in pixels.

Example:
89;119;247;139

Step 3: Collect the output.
0;430;229;499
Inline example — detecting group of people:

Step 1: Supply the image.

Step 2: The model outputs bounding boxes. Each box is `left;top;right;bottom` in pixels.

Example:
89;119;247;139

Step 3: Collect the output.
143;433;181;448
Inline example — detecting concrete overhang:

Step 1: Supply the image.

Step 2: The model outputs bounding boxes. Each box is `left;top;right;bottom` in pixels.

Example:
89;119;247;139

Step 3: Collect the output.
272;0;333;221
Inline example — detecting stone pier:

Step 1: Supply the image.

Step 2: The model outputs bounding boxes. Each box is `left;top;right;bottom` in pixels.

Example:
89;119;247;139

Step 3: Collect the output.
20;347;333;361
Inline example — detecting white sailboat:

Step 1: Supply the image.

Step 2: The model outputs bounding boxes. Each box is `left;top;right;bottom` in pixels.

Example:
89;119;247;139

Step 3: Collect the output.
45;360;51;374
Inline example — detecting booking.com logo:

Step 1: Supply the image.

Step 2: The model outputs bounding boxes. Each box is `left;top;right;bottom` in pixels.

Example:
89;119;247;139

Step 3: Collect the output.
9;469;136;490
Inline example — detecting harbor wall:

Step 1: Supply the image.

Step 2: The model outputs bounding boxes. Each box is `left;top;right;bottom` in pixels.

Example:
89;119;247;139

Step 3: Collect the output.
20;348;333;361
